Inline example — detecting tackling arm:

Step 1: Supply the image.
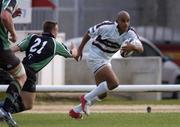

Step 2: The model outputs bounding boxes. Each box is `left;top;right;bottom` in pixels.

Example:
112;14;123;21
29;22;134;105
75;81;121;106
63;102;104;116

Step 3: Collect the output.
70;43;78;58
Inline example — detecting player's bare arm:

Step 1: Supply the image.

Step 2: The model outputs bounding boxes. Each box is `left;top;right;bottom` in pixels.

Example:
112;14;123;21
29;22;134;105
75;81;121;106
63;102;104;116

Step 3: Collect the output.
133;43;144;53
75;32;91;61
1;10;17;43
121;43;144;53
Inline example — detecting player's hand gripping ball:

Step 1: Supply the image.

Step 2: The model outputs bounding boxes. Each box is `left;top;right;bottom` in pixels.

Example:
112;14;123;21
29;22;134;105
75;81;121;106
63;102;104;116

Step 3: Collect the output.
120;39;134;57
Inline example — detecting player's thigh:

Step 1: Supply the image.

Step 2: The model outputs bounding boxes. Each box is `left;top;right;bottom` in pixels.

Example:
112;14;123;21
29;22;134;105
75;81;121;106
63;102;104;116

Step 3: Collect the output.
20;91;36;109
95;64;119;86
0;50;20;71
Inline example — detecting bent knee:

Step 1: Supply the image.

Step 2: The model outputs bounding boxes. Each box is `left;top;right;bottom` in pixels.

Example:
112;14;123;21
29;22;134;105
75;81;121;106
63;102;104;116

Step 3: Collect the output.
17;74;27;86
10;63;26;78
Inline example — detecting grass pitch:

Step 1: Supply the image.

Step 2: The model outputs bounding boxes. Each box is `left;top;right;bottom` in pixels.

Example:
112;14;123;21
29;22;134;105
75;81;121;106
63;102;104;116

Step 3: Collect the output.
1;113;180;127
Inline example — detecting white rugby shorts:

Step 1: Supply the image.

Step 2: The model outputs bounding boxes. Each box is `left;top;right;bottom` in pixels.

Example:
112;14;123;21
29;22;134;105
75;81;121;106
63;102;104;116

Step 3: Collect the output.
86;51;111;74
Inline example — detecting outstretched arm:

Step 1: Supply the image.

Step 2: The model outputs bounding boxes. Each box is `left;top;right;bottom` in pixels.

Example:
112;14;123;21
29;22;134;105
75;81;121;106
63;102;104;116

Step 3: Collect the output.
70;42;78;58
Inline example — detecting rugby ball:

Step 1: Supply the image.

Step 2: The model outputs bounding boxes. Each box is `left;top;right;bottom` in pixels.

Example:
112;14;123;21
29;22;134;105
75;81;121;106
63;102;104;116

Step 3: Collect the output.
120;50;134;57
120;40;134;57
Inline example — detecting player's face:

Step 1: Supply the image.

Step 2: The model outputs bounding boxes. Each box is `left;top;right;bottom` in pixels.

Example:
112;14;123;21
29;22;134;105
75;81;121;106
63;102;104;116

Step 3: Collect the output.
117;15;130;32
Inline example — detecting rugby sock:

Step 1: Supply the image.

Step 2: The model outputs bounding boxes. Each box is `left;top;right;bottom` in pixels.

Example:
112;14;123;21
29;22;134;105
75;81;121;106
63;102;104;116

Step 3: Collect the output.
90;96;102;105
85;81;109;102
0;101;3;107
0;96;25;114
74;104;82;113
11;96;25;114
74;96;101;113
3;79;21;112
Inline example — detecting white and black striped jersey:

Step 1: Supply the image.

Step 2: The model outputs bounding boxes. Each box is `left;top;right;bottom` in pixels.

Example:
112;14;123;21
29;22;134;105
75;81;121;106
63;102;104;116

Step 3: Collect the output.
87;21;142;59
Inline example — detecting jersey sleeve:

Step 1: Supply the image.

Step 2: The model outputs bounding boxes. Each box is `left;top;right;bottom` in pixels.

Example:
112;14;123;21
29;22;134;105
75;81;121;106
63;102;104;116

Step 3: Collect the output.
55;41;72;58
88;21;112;38
126;29;142;48
2;0;17;14
17;34;34;51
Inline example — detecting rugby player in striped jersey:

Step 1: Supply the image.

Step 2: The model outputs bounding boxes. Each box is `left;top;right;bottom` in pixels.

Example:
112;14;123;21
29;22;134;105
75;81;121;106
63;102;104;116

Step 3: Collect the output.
69;10;144;119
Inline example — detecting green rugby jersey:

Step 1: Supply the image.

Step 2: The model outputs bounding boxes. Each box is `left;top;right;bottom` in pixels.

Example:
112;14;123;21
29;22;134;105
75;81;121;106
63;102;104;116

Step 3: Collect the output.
0;0;18;49
18;33;72;72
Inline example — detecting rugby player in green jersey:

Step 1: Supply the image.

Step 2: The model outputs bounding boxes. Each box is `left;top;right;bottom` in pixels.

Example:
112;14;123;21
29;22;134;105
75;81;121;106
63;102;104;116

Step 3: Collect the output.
1;20;77;126
0;0;27;126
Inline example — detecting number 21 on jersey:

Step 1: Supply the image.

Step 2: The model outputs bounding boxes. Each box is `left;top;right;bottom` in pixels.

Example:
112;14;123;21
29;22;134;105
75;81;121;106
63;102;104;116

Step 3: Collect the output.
28;38;47;59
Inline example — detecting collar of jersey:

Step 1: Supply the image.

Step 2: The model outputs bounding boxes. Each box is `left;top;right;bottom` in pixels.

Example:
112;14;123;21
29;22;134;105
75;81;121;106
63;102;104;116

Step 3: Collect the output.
115;21;124;35
42;32;55;38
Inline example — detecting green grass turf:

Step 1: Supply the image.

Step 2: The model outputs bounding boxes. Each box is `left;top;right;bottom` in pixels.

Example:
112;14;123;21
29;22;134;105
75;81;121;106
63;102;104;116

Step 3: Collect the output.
1;113;180;127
